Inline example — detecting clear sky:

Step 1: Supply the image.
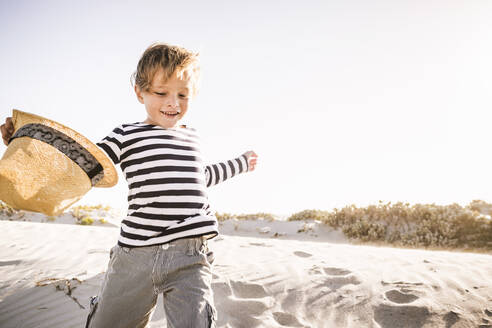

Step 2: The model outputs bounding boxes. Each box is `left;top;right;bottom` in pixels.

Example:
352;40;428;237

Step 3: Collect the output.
1;0;492;215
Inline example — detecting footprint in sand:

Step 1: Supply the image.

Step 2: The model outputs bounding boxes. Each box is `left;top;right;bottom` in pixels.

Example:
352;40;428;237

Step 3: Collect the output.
443;311;460;328
313;275;361;292
215;297;269;327
272;311;305;327
213;280;273;327
229;280;269;299
480;309;492;328
323;267;351;276
385;289;419;304
293;251;312;258
373;304;431;328
249;242;273;247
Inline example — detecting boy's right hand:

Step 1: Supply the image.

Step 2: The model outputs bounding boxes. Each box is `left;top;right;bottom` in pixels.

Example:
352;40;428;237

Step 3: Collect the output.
1;117;14;146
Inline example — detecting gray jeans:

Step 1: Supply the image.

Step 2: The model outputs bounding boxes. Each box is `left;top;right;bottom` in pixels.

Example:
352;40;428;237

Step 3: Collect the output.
86;236;217;328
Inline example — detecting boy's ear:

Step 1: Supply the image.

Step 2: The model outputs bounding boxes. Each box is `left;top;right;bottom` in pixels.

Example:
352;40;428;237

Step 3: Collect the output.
134;85;145;104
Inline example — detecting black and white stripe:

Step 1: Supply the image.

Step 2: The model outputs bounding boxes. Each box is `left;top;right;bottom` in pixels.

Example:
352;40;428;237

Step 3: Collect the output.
97;123;248;247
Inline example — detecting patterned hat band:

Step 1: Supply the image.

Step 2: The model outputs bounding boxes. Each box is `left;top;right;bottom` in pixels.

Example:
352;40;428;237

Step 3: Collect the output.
9;123;104;186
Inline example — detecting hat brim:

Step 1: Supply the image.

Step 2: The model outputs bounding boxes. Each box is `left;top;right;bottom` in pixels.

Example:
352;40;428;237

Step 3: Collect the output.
12;109;118;188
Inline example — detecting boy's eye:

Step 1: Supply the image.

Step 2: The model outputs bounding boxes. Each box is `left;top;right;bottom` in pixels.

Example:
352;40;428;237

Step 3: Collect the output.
155;92;166;96
179;94;188;99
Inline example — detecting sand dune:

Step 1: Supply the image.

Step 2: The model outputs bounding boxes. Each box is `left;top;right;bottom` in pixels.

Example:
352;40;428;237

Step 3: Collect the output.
1;216;491;328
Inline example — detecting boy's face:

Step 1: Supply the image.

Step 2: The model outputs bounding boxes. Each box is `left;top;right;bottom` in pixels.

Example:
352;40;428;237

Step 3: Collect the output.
135;69;192;129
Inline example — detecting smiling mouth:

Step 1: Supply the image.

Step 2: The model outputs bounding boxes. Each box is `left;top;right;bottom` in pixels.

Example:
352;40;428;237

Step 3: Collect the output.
160;110;180;118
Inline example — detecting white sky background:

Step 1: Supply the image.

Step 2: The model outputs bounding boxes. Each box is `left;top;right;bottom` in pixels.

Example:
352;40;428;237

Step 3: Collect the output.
1;0;492;215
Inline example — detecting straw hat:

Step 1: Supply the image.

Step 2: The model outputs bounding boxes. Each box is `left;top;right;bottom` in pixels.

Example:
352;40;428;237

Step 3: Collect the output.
0;109;118;216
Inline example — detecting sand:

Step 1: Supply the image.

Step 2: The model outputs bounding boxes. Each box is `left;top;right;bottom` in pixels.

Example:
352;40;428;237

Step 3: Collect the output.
0;214;491;328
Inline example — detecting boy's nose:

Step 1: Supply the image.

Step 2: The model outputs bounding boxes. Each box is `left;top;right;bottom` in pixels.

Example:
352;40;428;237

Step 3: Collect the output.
166;97;179;108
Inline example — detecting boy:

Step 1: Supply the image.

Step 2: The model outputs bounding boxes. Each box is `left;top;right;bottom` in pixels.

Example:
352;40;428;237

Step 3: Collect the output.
1;43;258;328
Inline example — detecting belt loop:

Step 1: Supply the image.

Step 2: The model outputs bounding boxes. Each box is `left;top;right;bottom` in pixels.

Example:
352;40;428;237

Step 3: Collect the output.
195;238;201;254
186;238;195;256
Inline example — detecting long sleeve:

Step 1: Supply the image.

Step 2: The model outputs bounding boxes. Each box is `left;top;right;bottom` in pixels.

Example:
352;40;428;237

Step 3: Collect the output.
205;154;249;187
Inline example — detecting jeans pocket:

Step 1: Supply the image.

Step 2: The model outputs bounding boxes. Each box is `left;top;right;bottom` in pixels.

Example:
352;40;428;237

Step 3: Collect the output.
109;245;118;259
198;238;215;265
188;237;215;265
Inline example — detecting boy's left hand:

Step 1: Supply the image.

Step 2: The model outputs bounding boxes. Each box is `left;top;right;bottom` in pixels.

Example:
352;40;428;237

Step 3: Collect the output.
243;150;258;172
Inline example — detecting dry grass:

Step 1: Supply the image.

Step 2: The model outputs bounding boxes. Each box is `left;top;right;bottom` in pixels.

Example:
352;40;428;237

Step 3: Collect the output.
0;201;17;216
70;204;112;226
288;201;492;251
216;212;276;222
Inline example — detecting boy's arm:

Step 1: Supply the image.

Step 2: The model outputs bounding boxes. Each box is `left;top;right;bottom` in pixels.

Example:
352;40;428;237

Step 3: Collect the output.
96;126;124;165
2;116;123;166
205;151;257;187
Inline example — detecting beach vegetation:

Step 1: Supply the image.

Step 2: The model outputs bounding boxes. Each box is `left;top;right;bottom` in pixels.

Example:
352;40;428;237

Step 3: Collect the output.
216;212;276;221
70;204;113;225
79;217;94;225
0;201;17;216
288;201;492;250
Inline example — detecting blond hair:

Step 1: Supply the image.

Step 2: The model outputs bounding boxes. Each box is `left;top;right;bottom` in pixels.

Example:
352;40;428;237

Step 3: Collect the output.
131;43;200;95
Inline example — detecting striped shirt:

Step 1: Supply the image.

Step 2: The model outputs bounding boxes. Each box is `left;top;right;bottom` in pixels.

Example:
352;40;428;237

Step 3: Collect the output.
97;122;249;247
